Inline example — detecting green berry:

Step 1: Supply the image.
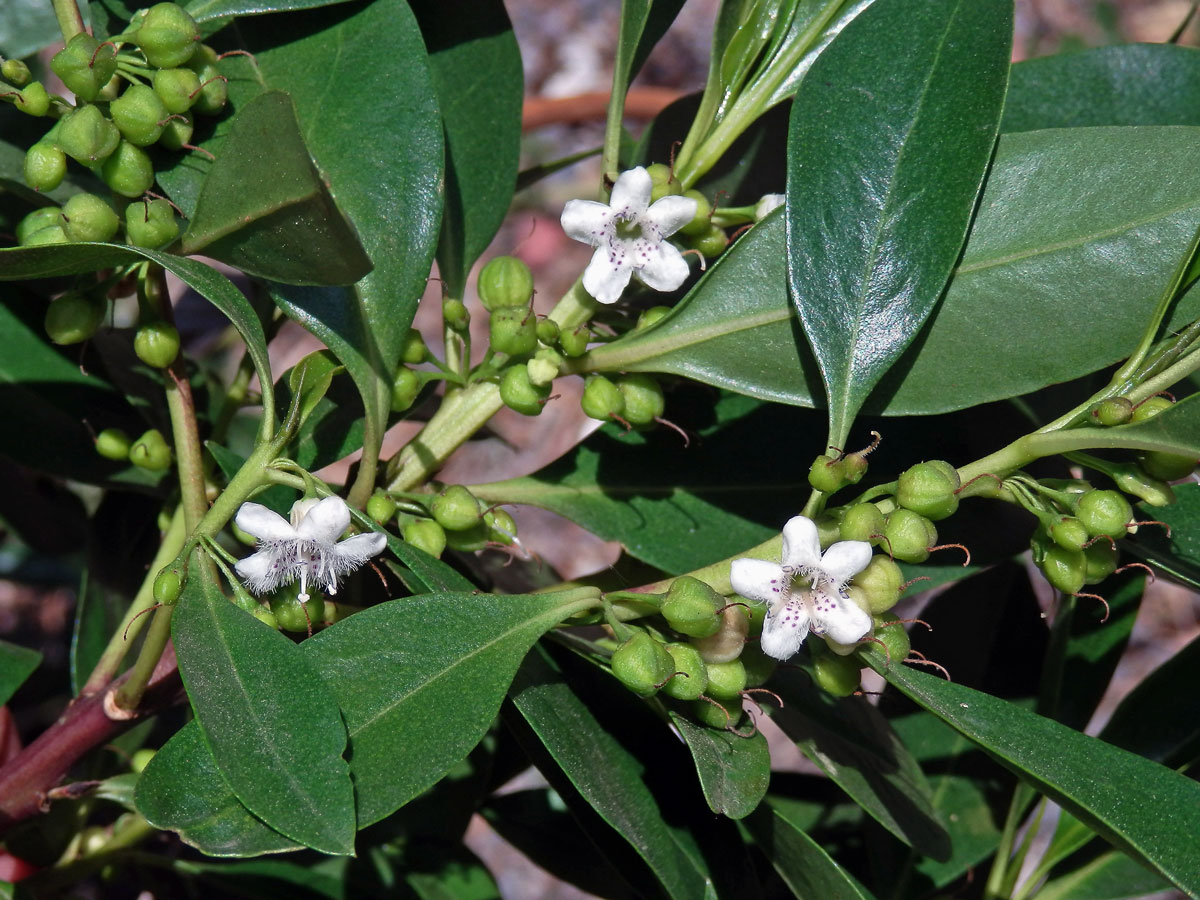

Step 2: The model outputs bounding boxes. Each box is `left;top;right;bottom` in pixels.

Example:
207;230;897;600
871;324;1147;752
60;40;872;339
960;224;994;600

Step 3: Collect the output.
850;555;904;614
134;321;180;368
478;256;534;311
430;484;482;531
616;374;664;426
558;323;590;357
741;644;776;686
45;291;106;344
133;3;201;68
883;509;937;564
499;364;549;416
896;461;960;521
692;696;741;729
61;192;119;243
56;104;120;165
840;503;885;543
186;56;227;115
808;454;849;494
1083;540;1119;585
526;348;561;387
128;428;172;471
95;427;131;460
812;648;861;697
2;59;31;86
661;576;723;638
661;643;708;701
403;519;447;558
484;507;518;544
153;568;182;605
1130;396;1173;423
366;492;396;524
871;612;910;662
1138;450;1196;482
50;34;117;102
110;83;168;146
271;588;319;633
444;520;490;552
1040;545;1086;595
1091;397;1133;426
152;67;201;114
24;142;67;192
581;375;625;421
679;189;712;237
489;307;537;356
704;659;747;700
17;206;63;244
1074;490;1132;540
535;318;559;345
400;328;427;364
390;366;421;412
125;198;179;248
611;632;674;696
1048;516;1089;553
158;111;194;151
686;223;727;259
101;140;155;197
636;306;671;330
443;298;470;331
15;82;51;116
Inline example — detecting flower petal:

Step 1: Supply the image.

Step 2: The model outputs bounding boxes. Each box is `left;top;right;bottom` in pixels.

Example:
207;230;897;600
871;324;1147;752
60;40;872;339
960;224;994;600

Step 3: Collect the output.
609;166;652;215
820;541;873;586
296;496;351;542
582;246;634;304
235;549;288;594
760;597;810;661
633;240;690;294
810;589;872;646
334;532;388;568
643;194;697;237
731;558;789;606
780;516;822;570
560;199;611;246
235;503;295;542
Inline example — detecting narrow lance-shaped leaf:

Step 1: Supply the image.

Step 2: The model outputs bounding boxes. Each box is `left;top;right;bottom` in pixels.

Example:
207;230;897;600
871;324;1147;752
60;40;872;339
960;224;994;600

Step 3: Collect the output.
786;0;1011;444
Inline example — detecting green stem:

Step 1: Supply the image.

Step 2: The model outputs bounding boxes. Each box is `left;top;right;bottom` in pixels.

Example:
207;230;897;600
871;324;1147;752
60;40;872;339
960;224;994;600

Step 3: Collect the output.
984;782;1036;900
347;390;385;509
112;589;178;711
547;276;600;330
52;0;86;41
386;382;502;492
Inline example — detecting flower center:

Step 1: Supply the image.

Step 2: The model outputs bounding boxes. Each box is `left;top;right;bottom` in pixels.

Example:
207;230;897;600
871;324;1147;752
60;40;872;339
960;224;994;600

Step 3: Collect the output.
613;215;643;242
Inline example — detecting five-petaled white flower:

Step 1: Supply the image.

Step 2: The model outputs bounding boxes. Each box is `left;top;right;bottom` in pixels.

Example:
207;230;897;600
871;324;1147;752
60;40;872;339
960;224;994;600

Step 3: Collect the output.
560;166;697;304
234;496;387;602
730;515;873;661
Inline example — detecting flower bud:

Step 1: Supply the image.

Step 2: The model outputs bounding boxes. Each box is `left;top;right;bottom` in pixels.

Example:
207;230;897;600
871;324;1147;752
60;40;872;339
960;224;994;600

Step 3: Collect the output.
101;140;155;197
390;366;421;412
152;66;201;114
400;328;427;364
50;33;118;102
17;206;64;244
485;507;518;545
60;192;119;243
580;375;624;421
840;503;885;543
110;83;168;146
45;291;106;344
95;427;131;460
1130;396;1173;423
1039;545;1086;595
1074;490;1132;540
883;509;936;564
444;520;490;552
500;364;549;416
478;256;534;311
660;642;709;700
1138;450;1196;482
1048;516;1089;552
896;461;960;521
133;3;200;68
132;320;180;368
692;695;741;729
686;223;727;259
1090;397;1133;426
24;142;66;192
646;162;680;201
430;484;482;531
125;198;179;248
56;104;120;165
1083;540;1119;585
754;193;785;221
158;111;194;151
403;518;446;558
704;659;747;700
611;632;674;696
489;307;537;356
636;306;672;330
691;604;749;664
187;60;227;116
808;454;849;494
616;374;664;426
558;323;591;357
661;576;723;638
129;428;172;471
153;568;182;605
812;648;861;697
850;555;904;614
872;612;910;661
526;348;561;387
15;81;51;116
443;298;470;331
271;588;319;634
2;59;31;86
679;189;712;237
535;318;559;345
1113;464;1175;507
366;492;396;524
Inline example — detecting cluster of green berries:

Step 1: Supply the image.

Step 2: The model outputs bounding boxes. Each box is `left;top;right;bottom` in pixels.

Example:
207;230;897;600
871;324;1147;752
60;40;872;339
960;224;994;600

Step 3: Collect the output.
1090;396;1197;500
367;483;518;560
645;163;727;259
44;270;181;365
94;425;172;471
5;4;229;249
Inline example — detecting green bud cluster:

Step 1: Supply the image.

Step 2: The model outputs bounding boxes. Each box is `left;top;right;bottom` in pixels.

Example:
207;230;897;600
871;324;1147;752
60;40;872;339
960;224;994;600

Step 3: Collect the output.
412;485;519;556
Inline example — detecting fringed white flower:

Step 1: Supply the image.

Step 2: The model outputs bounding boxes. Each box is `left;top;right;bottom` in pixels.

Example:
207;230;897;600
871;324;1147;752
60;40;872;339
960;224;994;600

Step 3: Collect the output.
730;515;873;661
234;496;387;602
560;166;697;304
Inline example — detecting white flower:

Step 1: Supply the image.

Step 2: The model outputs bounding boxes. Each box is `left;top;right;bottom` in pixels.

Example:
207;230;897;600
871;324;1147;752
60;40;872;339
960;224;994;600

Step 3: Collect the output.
234;496;387;602
754;193;785;221
560;166;697;304
730;515;873;661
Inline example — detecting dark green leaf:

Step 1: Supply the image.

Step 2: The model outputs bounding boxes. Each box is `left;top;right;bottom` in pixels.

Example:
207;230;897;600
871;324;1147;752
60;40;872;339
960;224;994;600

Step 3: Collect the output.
871;660;1200;896
186;0;355;23
409;0;522;298
304;589;597;827
0;638;40;707
1047;393;1200;459
670;712;770;819
785;0;1011;442
1003;44;1200;133
1038;850;1173;900
188;858;347;900
136;721;301;857
182;91;372;286
173;572;356;854
615;0;687;102
0;0;75;57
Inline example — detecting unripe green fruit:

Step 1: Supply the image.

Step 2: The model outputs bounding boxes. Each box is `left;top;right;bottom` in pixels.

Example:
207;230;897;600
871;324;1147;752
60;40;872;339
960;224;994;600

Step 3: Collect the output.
692;696;740;729
24;142;66;192
896;461;960;521
130;748;156;774
617;374;664;426
1074;490;1132;539
500;364;549;416
2;59;31;86
95;427;131;460
1091;397;1133;426
645;163;678;192
158;111;194;151
840;503;885;543
431;484;482;531
50;34;117;102
490;307;537;356
444;520;490;552
850;555;904;614
1048;516;1090;553
813;649;861;697
687;223;727;259
661;643;709;700
110;83;168;146
134;321;180;368
679;189;712;236
271;589;317;633
611;632;673;696
24;224;69;246
61;192;119;242
808;454;849;493
661;576;723;638
133;3;200;68
403;519;447;559
56;105;120;165
535;318;559;345
1040;545;1086;595
558;323;591;357
872;612;910;661
45;291;106;344
478;256;534;311
636;306;671;330
581;375;625;421
443;298;470;331
485;507;518;545
129;428;172;471
152;66;201;114
188;63;227;116
101;140;155;197
692;604;750;664
400;328;426;364
704;659;747;700
883;509;937;564
125;199;179;248
1139;450;1196;482
741;644;776;686
1113;465;1175;508
366;492;396;524
1083;540;1119;585
153;568;182;605
391;366;420;412
16;82;51;116
744;599;766;638
17;206;64;244
1130;396;1173;423
252;605;278;628
526;349;560;387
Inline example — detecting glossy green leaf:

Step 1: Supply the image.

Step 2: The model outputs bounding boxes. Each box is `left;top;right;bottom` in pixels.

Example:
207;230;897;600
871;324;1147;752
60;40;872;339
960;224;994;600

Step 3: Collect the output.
614;0;687;102
1003;44;1200;133
588;127;1200;415
172;572;356;855
871;660;1200;896
743;798;876;900
410;0;522;298
1046;393;1200;458
1127;482;1200;588
186;858;347;900
785;0;1011;443
0;638;39;707
185;0;355;23
670;712;770;819
0;0;77;57
181;91;371;286
136;721;301;857
1038;850;1173;900
304;589;597;827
